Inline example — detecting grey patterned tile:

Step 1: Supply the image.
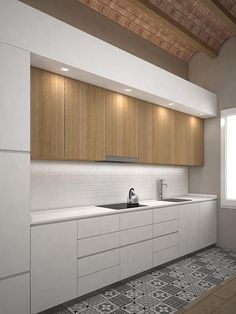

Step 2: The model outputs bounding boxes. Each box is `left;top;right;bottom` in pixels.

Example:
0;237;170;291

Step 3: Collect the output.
95;301;119;313
151;302;176;314
136;283;157;294
78;308;100;314
183;284;207;297
86;295;106;307
176;290;196;302
47;247;236;314
67;301;91;312
196;280;215;289
125;289;144;300
135;295;159;307
115;284;133;294
109;295;132;307
149;279;168;289
102;290;121;299
161;284;182;295
164;295;188;309
151;290;171;302
124;302;146;314
157;274;176;284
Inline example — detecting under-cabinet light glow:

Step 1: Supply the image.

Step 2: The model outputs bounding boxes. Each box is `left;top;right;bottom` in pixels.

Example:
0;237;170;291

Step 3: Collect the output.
60;67;69;72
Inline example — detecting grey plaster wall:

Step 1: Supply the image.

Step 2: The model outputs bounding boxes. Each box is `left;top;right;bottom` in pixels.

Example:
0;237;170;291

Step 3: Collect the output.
189;36;236;251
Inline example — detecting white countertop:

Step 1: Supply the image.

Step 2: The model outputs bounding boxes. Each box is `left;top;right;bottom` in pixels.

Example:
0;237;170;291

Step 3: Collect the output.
31;194;217;226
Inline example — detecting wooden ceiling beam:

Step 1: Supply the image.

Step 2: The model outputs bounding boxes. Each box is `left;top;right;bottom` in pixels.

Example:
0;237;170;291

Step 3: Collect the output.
199;0;236;34
129;0;217;58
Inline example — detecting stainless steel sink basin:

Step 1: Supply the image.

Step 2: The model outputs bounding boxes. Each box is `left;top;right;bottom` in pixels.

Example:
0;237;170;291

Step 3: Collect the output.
162;198;192;202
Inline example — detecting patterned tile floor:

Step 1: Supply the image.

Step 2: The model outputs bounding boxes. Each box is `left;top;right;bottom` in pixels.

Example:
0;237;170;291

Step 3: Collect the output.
47;247;236;314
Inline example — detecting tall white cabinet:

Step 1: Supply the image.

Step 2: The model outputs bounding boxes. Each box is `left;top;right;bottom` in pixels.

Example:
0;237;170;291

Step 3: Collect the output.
0;42;30;314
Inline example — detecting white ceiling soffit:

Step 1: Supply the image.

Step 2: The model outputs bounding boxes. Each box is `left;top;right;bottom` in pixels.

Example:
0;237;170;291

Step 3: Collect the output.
31;53;216;119
0;0;217;118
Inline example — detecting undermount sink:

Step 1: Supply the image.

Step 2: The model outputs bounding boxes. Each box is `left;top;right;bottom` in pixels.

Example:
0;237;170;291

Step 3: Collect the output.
162;198;192;202
97;203;147;210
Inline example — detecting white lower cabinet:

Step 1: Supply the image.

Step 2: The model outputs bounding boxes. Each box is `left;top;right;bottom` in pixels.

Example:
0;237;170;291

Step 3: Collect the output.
153;233;178;252
77;232;119;257
199;201;217;248
120;240;152;280
153;220;178;238
0;273;30;314
78;266;119;296
30;200;217;311
153;247;178;267
178;203;200;257
31;221;77;314
78;249;119;277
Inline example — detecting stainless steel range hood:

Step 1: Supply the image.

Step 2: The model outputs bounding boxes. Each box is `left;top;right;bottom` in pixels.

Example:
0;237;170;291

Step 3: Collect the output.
105;155;139;163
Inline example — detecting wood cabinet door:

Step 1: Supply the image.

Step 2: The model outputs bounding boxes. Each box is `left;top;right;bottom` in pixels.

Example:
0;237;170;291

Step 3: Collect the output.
139;101;176;164
185;115;204;166
65;78;105;161
31;67;65;159
105;91;139;158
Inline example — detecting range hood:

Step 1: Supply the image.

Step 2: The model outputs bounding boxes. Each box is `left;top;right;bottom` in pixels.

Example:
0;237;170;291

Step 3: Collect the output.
105;156;139;163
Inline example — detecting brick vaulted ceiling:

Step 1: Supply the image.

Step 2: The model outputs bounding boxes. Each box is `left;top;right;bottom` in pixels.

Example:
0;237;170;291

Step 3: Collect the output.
79;0;236;61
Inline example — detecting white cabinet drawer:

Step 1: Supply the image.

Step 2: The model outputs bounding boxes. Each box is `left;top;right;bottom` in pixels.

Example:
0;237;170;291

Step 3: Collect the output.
78;232;119;257
153;233;178;252
78;266;119;296
78;249;119;277
120;240;152;280
120;225;152;246
120;210;152;230
153;247;178;267
153;220;178;238
153;206;178;223
78;215;119;239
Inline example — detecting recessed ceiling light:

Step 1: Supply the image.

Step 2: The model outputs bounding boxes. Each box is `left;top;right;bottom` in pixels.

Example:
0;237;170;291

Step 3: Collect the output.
124;88;132;92
60;67;69;72
168;102;175;106
199;113;204;116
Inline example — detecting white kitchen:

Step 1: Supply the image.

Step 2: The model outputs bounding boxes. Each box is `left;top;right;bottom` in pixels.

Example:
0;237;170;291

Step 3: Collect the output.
1;1;236;314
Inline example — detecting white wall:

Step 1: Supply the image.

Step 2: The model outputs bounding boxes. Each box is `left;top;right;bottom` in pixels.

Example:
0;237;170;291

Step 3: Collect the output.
31;161;188;211
189;36;236;251
0;0;216;117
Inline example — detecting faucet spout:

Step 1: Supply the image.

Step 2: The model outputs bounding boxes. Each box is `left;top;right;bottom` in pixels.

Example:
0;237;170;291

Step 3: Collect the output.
160;179;168;200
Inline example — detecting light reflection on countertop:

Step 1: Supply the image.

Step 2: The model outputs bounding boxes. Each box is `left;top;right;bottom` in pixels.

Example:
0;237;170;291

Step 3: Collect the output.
31;193;217;226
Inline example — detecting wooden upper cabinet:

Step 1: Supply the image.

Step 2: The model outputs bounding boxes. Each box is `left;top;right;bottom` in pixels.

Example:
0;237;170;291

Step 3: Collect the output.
65;78;105;161
105;92;139;159
31;67;65;160
185;115;204;166
139;101;176;165
31;67;204;166
139;102;204;166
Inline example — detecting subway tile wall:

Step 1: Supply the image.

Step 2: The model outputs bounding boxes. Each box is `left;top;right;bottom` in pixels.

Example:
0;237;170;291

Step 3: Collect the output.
31;161;188;211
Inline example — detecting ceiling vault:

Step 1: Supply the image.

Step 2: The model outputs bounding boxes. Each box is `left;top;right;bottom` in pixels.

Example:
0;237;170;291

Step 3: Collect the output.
198;0;236;34
19;0;236;62
132;0;217;57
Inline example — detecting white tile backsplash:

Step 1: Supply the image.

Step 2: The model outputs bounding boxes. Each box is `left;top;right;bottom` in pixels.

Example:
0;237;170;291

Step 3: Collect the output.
31;161;188;211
